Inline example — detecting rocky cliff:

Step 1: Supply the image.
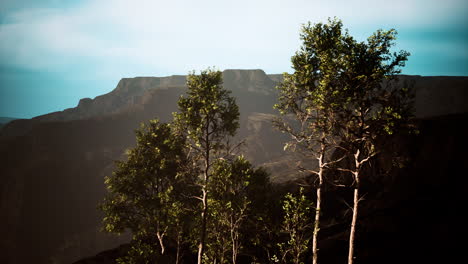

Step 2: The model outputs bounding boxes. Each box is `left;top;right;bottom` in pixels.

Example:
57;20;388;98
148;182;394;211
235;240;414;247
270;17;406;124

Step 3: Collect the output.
0;70;467;264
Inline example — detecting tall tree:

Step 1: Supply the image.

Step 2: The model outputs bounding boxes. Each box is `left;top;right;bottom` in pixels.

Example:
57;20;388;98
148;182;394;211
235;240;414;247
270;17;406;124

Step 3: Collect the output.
274;18;349;264
332;28;412;264
174;68;240;264
100;119;195;263
275;18;413;264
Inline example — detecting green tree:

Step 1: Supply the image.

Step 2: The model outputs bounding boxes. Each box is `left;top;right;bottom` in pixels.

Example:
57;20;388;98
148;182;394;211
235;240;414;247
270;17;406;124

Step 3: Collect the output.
100;119;195;263
330;26;412;264
274;18;349;264
278;187;312;264
275;18;413;264
174;68;240;264
207;156;269;264
241;164;277;264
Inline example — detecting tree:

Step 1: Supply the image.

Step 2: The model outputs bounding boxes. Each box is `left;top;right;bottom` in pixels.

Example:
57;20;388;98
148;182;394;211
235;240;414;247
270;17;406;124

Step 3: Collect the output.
241;162;277;264
277;187;312;264
174;68;240;264
207;156;269;264
275;18;413;264
330;27;412;264
274;18;349;264
100;119;195;263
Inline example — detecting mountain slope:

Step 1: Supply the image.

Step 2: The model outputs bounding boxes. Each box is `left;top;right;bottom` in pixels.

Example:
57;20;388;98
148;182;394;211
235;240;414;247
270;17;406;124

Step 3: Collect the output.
0;117;18;129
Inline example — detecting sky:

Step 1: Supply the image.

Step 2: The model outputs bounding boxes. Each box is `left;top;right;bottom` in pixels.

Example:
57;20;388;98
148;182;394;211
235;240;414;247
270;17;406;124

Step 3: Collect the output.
1;0;467;119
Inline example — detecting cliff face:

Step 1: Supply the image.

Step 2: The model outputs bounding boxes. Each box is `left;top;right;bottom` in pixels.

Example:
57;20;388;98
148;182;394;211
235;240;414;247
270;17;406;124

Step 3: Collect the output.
0;70;467;264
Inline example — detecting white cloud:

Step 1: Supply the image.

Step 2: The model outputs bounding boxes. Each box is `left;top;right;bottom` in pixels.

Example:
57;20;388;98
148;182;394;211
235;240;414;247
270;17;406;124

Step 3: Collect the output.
0;0;466;77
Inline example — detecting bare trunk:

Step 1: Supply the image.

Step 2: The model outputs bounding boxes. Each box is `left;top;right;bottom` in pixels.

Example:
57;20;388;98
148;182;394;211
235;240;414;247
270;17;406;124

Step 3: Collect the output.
348;150;361;264
348;183;359;264
231;220;238;264
232;251;237;263
197;187;208;264
198;139;210;264
175;232;182;264
231;231;237;264
312;143;325;264
312;172;322;264
156;231;165;255
197;125;210;264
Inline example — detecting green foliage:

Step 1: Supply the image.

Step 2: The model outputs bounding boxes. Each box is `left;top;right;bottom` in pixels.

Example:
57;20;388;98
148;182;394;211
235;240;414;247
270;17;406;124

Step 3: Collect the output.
277;188;312;264
273;18;416;204
273;18;348;156
116;240;157;264
205;156;267;263
275;18;413;155
100;119;196;261
210;156;254;207
174;68;239;154
304;19;413;153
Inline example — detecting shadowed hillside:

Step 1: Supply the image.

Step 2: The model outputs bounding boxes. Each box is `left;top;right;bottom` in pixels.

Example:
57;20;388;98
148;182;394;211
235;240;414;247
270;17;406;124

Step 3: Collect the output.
0;117;17;129
0;70;467;263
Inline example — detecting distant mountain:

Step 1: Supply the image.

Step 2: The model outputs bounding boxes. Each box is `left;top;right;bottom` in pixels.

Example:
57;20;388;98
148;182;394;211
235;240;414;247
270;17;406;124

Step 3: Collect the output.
0;70;467;264
0;117;18;129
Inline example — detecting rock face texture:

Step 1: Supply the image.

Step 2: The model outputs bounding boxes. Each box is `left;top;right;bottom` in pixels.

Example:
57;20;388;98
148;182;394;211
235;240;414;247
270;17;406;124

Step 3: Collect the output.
0;70;467;264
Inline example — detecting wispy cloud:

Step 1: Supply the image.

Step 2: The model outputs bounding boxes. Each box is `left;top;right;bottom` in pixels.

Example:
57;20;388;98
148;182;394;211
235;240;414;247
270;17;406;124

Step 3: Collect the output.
0;0;467;77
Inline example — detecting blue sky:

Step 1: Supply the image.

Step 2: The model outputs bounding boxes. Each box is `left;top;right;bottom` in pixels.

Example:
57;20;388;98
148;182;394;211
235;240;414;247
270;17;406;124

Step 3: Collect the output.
1;0;467;118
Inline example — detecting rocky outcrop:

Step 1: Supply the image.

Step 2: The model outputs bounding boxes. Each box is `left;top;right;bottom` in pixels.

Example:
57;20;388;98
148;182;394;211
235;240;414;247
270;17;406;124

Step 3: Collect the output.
31;75;188;123
222;69;277;95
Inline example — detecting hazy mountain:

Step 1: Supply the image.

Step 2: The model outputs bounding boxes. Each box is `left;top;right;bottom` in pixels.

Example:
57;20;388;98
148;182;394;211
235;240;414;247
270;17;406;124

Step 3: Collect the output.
0;70;467;264
0;117;18;129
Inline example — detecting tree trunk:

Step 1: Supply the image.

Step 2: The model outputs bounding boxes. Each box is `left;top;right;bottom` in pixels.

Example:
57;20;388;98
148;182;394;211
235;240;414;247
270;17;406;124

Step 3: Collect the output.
231;220;238;264
312;150;324;264
348;183;359;264
231;230;237;264
176;232;182;264
348;150;361;264
312;172;322;264
197;187;208;264
348;149;364;264
198;141;210;264
156;230;165;255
